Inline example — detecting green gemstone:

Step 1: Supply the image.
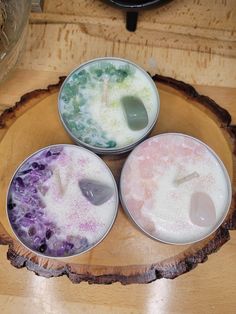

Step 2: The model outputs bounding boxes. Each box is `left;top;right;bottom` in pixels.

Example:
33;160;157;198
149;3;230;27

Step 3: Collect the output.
121;96;148;131
106;140;117;148
94;69;103;77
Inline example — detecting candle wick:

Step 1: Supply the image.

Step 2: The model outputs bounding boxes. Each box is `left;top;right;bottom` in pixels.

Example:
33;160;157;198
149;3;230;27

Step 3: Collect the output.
102;77;109;106
54;168;64;195
174;171;200;186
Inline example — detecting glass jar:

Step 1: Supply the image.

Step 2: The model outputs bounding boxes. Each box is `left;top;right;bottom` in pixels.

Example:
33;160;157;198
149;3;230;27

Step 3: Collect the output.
0;0;31;82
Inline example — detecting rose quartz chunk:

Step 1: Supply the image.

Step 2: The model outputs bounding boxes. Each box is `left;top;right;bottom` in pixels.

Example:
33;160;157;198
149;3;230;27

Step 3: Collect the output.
190;192;217;227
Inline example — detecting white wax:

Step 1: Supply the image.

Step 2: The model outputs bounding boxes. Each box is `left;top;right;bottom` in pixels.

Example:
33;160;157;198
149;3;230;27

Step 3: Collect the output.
88;63;158;146
42;146;117;245
59;58;159;150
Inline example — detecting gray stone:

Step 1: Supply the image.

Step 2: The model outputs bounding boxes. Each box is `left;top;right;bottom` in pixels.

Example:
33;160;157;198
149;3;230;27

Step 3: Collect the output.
79;179;114;206
121;96;148;131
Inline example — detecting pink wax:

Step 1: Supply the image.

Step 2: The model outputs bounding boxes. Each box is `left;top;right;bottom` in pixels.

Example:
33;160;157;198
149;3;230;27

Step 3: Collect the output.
120;133;231;244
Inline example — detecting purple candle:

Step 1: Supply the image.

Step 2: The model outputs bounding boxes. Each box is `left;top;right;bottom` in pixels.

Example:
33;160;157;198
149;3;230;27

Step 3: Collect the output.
7;144;118;257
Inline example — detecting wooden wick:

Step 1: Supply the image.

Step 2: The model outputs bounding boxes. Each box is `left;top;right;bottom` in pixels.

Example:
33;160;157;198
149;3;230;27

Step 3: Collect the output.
174;171;200;186
54;168;64;195
102;77;109;106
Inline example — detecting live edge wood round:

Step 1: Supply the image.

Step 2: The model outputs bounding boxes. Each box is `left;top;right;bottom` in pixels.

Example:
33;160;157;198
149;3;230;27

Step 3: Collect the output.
0;75;235;285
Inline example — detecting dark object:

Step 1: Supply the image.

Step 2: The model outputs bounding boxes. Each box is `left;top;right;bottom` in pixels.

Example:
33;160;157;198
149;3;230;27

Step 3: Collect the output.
7;199;16;210
46;229;52;240
15;177;24;187
126;11;138;32
38;243;47;253
32;162;39;168
28;226;36;237
103;0;172;31
19;169;32;175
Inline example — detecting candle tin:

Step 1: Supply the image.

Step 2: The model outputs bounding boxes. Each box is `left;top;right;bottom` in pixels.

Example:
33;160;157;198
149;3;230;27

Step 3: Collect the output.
120;133;232;245
6;144;119;258
58;57;160;155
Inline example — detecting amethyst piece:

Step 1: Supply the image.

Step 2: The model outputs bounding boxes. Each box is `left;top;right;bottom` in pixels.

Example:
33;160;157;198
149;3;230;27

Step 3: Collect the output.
39;243;47;253
17;229;27;238
33;235;41;244
32;162;39;168
28;226;36;237
9;216;16;223
38;164;45;170
50;146;63;156
79;237;89;251
15;177;25;187
19;169;32;175
51;240;68;256
46;229;53;239
19;217;35;227
46;151;52;157
65;242;74;250
8;199;16;210
25;212;36;219
7;146;65;257
79;179;114;206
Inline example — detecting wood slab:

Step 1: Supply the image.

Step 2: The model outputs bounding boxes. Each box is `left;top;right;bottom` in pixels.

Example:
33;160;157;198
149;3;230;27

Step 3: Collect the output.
0;75;235;285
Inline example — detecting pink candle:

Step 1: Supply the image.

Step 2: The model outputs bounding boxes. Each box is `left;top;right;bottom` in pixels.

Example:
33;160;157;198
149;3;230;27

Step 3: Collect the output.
120;133;231;244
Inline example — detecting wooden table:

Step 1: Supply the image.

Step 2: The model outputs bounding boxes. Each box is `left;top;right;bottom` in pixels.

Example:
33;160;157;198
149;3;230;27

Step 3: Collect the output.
0;1;236;313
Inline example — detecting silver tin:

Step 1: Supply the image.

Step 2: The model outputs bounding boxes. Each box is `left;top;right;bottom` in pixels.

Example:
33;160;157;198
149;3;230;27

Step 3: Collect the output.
120;133;232;245
6;144;119;259
58;57;160;155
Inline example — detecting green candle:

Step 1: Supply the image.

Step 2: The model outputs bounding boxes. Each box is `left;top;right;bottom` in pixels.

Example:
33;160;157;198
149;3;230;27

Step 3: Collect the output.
58;58;160;154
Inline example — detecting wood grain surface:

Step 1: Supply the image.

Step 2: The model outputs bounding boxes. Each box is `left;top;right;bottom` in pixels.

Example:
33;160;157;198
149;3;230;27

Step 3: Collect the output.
0;0;236;312
35;0;236;57
0;70;236;312
26;0;236;87
0;75;235;285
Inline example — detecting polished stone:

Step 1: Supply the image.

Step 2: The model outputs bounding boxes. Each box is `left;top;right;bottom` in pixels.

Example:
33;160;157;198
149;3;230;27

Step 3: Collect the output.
121;96;148;130
79;179;114;206
190;192;216;227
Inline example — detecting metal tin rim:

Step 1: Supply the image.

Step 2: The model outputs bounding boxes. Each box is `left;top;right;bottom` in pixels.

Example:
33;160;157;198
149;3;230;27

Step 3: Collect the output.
120;132;233;245
58;57;160;155
105;0;167;9
65;126;155;156
6;143;119;259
